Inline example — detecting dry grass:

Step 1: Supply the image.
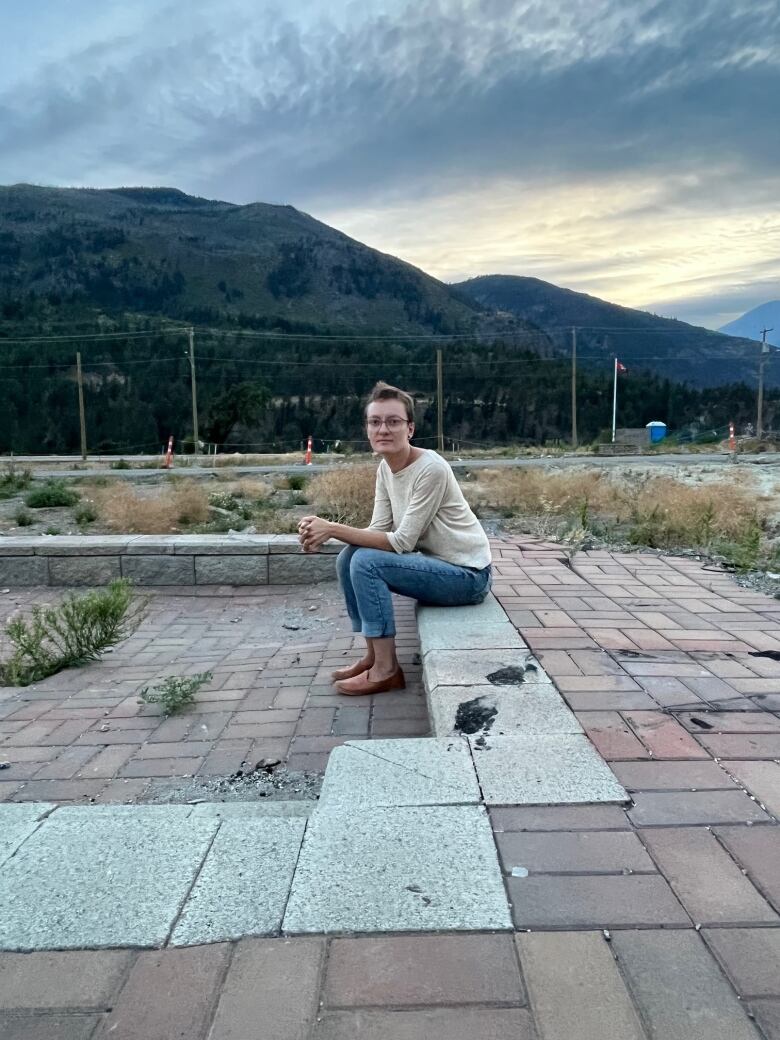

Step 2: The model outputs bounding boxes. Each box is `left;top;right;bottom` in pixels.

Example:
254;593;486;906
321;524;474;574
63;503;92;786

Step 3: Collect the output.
469;468;766;554
232;479;273;501
96;481;210;533
307;464;377;526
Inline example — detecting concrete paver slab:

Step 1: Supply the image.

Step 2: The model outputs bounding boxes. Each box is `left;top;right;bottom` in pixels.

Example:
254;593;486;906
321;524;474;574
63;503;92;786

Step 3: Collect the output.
283;805;511;933
509;873;690;928
0;806;218;950
313;1008;535;1039
171;819;306;945
424;649;542;691
188;801;315;819
703;928;780;997
429;683;582;738
0;803;54;867
517;931;646;1040
470;734;628;805
612;930;761;1040
317;738;479;808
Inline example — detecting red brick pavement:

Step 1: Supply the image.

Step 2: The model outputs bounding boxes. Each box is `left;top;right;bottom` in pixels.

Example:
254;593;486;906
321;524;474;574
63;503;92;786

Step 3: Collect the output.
0;584;428;803
2;539;780;1037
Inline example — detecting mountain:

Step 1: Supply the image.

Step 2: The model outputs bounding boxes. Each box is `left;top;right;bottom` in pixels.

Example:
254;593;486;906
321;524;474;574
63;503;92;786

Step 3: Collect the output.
0;184;492;335
454;275;770;387
720;302;780;347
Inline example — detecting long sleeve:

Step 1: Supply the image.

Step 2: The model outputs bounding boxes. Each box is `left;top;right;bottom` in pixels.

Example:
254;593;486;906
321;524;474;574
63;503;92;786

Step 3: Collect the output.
367;468;393;532
386;466;448;554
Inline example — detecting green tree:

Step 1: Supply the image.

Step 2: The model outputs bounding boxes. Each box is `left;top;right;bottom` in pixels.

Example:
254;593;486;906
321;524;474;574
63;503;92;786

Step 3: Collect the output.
203;381;271;446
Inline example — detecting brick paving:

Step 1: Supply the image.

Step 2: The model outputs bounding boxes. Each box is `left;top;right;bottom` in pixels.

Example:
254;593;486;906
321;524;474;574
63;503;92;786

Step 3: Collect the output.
0;583;428;803
2;536;780;1036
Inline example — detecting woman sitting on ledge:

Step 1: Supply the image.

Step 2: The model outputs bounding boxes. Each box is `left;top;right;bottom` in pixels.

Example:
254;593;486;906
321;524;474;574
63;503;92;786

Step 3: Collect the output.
298;381;492;696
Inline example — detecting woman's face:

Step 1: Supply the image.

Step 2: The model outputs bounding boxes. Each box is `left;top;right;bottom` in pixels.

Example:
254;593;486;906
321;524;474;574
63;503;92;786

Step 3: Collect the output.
366;399;414;456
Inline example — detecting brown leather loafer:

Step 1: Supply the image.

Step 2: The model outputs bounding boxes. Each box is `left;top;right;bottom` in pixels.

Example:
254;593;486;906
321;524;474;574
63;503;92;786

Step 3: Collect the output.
336;666;406;697
331;658;375;682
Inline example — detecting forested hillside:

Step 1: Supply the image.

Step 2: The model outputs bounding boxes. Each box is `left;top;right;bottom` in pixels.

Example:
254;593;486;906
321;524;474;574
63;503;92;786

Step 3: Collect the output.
1;184;778;453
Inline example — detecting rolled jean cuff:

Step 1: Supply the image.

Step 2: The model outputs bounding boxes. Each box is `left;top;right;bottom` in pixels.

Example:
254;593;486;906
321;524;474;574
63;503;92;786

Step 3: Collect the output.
361;622;396;638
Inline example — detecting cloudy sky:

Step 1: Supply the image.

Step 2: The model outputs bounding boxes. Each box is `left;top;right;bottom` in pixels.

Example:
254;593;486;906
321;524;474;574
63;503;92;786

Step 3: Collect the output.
1;0;778;329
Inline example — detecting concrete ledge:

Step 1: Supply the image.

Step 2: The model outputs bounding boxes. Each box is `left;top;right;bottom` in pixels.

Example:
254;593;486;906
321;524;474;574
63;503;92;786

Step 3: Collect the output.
0;535;338;586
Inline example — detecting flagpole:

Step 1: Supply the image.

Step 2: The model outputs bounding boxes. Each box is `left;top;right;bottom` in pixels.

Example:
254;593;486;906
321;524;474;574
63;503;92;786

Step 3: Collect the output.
611;357;618;443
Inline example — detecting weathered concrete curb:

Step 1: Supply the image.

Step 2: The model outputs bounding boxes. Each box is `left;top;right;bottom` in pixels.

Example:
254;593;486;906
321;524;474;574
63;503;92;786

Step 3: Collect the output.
0;535;339;586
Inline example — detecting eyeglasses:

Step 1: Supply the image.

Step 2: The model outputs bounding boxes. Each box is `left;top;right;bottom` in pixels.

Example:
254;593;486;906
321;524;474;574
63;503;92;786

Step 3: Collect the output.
366;417;409;430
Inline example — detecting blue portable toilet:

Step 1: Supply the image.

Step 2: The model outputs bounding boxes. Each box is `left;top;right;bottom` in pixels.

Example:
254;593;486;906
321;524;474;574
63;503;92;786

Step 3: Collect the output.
646;421;667;444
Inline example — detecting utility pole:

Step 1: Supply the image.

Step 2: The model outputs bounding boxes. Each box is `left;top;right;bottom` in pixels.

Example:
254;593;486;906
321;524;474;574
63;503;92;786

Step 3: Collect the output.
571;327;578;448
436;348;444;452
757;327;774;439
188;327;200;456
76;352;87;461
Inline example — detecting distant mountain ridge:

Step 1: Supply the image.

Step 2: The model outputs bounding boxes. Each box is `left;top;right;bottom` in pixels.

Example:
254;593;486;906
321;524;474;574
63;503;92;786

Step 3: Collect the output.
0;183;494;336
454;275;770;387
720;301;780;347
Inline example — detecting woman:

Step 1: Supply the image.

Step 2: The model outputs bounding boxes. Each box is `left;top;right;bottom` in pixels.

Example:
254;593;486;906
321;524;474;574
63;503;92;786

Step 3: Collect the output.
298;381;492;696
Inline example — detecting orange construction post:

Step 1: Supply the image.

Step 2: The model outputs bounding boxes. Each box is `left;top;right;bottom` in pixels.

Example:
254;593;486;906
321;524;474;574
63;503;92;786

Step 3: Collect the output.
729;422;736;453
164;435;174;469
305;435;313;466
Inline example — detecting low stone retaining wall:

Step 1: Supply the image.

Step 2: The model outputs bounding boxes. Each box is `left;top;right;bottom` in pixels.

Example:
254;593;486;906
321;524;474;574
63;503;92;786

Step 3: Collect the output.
0;535;339;586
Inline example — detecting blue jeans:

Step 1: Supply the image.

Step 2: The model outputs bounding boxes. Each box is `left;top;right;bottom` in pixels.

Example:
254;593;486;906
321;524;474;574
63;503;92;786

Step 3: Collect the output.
336;545;492;638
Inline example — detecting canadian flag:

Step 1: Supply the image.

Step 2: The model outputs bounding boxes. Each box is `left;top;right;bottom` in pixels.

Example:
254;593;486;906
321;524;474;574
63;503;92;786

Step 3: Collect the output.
616;360;627;373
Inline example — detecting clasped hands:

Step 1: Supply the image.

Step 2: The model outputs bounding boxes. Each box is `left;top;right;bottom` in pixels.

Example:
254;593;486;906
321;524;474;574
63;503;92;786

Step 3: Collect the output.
298;515;333;553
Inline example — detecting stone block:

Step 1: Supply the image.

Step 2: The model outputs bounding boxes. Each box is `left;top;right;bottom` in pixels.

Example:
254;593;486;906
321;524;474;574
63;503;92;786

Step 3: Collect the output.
723;760;780;815
33;537;129;556
714;826;780;909
323;934;525;1007
428;683;581;739
48;556;120;586
470;734;628;806
124;536;177;554
269;552;337;584
0;950;132;1008
189;801;314;820
283;804;511;933
641;827;778;925
0;541;34;555
749;1001;780;1039
704;928;780;997
0;805;218;949
172;535;270;555
98;945;230;1040
317;738;479;809
195;555;268;585
171;819;306;944
268;535;340;554
490;804;631;831
517;931;646;1040
424;649;539;691
495;830;655;874
611;760;734;791
208;937;324;1040
0;557;48;586
0;1013;99;1039
611;930;760;1040
120;554;195;585
0;804;55;868
628;790;771;826
510;874;690;928
313;1008;535;1039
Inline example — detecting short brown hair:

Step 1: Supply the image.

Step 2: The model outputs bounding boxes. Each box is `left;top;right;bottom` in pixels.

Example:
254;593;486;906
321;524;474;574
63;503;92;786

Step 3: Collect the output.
365;382;415;422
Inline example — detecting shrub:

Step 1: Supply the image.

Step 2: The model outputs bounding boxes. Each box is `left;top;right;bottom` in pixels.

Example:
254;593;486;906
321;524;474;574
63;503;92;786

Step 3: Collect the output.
287;473;309;492
0;463;32;500
1;580;146;687
15;508;34;527
96;481;209;533
307;465;377;526
110;459;131;470
139;671;213;715
24;480;79;509
74;501;98;525
44;526;61;535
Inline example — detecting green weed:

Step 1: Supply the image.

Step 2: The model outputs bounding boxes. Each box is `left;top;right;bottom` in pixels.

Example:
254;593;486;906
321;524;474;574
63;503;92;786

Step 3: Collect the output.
1;580;146;687
24;480;79;509
139;671;213;715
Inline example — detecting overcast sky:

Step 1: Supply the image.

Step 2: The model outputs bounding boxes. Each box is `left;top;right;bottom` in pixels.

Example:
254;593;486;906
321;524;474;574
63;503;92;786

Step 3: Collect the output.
1;0;778;329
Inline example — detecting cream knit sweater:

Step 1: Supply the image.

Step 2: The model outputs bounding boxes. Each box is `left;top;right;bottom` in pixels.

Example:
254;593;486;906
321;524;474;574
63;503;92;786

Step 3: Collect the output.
367;450;491;569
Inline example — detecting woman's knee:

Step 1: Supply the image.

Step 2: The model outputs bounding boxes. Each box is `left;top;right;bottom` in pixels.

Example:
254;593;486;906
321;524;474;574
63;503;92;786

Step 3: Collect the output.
348;547;384;577
336;545;359;581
